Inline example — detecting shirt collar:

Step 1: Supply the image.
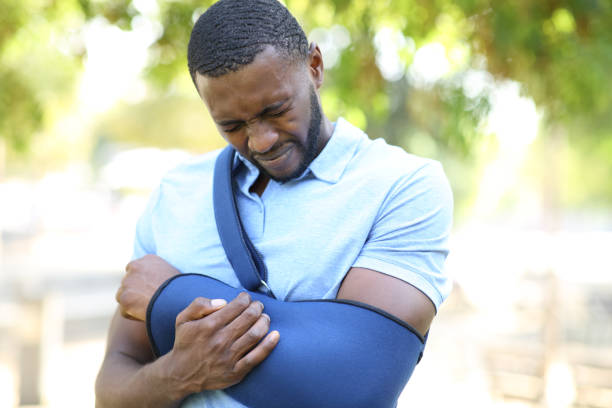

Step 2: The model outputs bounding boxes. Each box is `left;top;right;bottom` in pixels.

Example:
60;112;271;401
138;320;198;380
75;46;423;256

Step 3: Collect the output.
307;117;364;184
230;117;365;184
232;151;257;174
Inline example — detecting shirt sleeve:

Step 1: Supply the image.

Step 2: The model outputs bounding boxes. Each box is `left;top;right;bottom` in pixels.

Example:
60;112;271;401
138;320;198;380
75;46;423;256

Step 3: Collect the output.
131;186;161;260
353;161;453;311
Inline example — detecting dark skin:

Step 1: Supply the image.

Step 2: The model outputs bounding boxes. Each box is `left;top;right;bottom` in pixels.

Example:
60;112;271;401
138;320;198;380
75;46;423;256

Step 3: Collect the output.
96;44;435;408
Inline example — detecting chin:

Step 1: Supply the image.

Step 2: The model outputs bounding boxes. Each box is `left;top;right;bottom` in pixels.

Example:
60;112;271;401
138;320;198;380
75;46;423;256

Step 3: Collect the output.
260;155;306;182
268;170;297;183
268;165;303;182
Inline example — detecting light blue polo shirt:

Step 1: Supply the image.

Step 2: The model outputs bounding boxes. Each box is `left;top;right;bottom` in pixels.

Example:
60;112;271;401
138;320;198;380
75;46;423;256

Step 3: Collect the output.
133;117;453;408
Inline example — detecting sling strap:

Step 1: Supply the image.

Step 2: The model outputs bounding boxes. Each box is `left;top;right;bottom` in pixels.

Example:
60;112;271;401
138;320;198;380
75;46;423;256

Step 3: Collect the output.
212;146;275;297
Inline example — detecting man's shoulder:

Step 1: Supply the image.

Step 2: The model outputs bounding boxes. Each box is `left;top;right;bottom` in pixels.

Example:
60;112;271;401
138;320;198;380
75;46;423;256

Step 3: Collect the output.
333;118;442;184
159;148;223;188
351;134;444;187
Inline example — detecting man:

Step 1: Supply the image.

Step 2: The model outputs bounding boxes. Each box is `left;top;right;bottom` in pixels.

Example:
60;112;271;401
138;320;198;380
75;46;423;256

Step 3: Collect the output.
95;0;453;407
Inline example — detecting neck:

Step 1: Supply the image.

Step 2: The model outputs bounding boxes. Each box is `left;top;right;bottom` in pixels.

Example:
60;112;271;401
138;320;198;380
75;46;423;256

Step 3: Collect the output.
249;174;270;196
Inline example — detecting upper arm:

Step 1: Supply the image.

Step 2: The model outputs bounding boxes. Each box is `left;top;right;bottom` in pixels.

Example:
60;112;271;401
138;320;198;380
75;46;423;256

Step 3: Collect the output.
338;161;453;335
96;308;156;405
103;308;155;366
337;267;435;336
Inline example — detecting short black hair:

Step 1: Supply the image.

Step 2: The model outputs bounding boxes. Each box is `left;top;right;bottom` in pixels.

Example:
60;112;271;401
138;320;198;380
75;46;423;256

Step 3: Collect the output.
188;0;309;81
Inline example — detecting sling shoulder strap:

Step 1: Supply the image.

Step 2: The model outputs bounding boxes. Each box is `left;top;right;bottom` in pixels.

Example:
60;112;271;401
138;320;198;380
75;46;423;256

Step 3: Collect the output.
213;146;275;297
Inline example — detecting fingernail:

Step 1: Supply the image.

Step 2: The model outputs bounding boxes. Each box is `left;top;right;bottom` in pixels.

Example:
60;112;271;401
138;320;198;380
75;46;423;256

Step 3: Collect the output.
211;299;227;308
270;330;280;341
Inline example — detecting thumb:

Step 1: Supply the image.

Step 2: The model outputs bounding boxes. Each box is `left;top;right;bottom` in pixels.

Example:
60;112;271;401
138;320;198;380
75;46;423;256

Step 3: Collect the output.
175;297;227;326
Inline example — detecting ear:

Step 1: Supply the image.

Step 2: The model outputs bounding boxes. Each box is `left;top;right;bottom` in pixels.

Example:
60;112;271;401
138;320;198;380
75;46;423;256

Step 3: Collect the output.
307;42;324;90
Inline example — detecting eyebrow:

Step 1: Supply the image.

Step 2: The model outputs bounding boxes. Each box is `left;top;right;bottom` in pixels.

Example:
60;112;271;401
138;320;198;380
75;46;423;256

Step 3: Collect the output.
216;98;290;127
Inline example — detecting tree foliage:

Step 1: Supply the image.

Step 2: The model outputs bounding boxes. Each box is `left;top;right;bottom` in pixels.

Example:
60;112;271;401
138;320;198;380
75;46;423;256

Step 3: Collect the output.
1;0;611;206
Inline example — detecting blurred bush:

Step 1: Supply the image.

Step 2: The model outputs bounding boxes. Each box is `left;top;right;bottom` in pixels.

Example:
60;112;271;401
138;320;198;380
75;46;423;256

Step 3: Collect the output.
1;0;611;213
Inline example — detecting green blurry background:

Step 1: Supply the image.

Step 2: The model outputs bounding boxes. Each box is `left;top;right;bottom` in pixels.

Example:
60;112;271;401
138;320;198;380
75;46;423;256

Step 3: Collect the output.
1;1;611;407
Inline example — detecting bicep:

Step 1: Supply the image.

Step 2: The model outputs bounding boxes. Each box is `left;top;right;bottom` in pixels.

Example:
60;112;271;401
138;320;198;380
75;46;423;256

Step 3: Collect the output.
104;308;155;365
96;309;156;405
337;267;435;336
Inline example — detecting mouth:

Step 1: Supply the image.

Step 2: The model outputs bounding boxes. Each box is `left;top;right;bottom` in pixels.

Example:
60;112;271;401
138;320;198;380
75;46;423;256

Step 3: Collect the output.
255;143;294;167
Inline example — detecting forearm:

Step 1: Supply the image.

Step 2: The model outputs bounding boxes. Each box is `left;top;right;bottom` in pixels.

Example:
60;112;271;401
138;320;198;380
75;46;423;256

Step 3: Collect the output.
96;351;184;408
95;310;189;408
147;274;425;408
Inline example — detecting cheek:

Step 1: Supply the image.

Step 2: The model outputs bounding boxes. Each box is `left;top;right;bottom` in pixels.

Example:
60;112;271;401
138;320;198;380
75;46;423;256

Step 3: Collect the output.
284;102;312;136
279;115;301;134
217;127;249;153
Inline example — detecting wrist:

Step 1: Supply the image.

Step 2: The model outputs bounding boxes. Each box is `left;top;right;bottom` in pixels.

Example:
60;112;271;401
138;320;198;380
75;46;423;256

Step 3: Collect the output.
138;354;192;406
151;350;205;401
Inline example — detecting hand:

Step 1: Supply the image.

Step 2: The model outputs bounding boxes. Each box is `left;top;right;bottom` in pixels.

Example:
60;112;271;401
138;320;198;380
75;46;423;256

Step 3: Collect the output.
160;293;280;396
116;254;180;321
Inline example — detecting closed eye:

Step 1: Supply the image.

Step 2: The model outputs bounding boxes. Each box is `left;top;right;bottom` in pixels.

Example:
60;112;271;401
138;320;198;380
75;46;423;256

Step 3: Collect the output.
268;106;292;118
224;123;244;133
221;104;292;132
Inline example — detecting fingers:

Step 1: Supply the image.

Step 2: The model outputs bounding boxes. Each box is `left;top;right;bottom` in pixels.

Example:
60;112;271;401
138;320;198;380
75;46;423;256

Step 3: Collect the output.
175;297;227;326
192;292;254;330
175;292;257;329
233;330;280;374
115;286;124;308
115;286;139;320
229;312;270;356
223;299;265;341
171;292;279;389
117;255;179;322
115;276;129;307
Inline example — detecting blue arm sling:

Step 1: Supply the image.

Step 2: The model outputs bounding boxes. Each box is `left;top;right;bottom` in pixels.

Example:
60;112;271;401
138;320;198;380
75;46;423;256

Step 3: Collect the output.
146;146;426;407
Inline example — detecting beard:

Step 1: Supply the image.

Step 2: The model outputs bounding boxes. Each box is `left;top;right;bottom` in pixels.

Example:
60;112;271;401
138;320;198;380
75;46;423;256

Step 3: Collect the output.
253;85;322;183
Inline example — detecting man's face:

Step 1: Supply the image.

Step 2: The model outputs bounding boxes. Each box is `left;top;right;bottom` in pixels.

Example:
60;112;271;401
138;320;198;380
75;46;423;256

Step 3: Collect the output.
195;46;325;182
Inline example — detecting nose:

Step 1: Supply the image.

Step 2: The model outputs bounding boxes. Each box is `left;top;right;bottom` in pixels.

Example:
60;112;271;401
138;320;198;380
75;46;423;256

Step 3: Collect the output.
246;120;279;154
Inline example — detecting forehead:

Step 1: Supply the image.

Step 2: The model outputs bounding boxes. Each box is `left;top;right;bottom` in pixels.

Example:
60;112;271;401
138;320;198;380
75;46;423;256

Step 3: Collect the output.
196;46;307;120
